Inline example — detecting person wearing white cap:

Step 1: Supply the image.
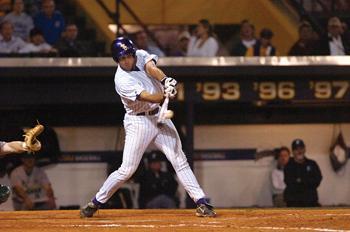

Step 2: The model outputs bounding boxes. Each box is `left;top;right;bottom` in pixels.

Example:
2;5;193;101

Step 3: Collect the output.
170;31;190;56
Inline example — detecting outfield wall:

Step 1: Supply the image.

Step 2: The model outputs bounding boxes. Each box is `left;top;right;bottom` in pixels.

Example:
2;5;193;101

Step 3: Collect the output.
2;123;346;210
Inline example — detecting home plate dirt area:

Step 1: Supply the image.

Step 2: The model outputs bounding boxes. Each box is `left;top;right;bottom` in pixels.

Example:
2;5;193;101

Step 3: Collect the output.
1;208;350;232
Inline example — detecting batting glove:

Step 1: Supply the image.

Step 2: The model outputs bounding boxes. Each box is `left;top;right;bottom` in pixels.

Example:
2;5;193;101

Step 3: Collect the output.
164;85;177;98
161;76;177;89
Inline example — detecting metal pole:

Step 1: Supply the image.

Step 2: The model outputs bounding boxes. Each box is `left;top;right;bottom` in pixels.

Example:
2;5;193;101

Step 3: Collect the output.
184;81;196;208
185;81;195;169
116;0;121;37
120;0;166;53
331;0;335;12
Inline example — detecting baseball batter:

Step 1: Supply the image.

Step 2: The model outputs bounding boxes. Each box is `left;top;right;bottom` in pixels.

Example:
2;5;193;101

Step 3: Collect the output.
80;37;216;217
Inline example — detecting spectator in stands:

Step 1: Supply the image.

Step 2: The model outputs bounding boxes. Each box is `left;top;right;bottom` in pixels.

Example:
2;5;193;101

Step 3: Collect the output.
55;23;89;57
3;0;33;41
288;23;316;56
133;30;165;57
19;27;56;54
33;0;64;45
316;16;350;55
23;0;41;17
187;19;219;57
271;146;290;207
0;20;26;53
10;154;56;210
284;139;322;207
170;30;190;56
338;0;350;10
230;19;256;56
136;151;178;209
0;0;11;20
246;28;276;56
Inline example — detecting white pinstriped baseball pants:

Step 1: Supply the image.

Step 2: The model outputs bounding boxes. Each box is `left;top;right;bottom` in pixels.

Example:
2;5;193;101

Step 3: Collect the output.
95;113;206;204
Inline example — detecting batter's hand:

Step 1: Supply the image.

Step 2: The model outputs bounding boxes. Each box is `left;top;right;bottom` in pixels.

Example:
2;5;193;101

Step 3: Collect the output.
161;77;177;89
164;86;177;98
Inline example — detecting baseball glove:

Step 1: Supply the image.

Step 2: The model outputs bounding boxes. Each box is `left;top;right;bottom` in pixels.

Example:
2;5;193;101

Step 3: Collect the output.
23;123;44;153
0;184;10;204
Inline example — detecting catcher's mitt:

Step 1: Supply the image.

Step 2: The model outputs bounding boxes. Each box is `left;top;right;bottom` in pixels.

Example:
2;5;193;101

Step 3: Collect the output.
23;123;44;153
0;184;10;204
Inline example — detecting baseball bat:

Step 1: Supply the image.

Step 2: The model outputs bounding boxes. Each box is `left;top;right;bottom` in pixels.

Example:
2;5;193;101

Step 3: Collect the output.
157;96;169;124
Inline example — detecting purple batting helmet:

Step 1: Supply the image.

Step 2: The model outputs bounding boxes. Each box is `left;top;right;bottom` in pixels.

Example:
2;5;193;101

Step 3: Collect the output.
111;37;136;62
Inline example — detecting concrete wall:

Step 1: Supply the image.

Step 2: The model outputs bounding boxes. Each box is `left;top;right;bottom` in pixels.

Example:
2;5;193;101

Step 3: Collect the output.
194;124;350;207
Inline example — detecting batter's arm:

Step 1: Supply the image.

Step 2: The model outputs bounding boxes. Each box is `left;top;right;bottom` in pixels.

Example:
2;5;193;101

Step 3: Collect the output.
137;91;164;104
144;60;166;81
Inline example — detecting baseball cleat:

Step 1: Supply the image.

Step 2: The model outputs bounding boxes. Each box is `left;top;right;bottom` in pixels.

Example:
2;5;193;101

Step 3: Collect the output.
80;201;99;218
196;203;216;217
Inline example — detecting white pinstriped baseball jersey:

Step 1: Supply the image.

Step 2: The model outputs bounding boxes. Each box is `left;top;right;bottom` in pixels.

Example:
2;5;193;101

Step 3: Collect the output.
114;49;163;115
94;49;206;206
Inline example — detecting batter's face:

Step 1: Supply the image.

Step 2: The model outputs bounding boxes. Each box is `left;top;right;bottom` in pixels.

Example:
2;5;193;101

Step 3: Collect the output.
118;54;136;71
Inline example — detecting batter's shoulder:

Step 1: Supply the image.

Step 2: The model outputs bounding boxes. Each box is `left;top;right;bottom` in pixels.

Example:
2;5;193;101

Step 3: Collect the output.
114;70;138;87
136;49;149;56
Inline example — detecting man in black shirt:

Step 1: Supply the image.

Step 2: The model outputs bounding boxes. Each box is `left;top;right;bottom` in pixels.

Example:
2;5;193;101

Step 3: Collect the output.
55;23;90;57
136;151;178;209
284;139;322;207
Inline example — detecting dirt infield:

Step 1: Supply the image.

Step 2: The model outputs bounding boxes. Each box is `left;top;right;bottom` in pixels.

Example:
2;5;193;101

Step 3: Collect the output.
1;208;350;231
